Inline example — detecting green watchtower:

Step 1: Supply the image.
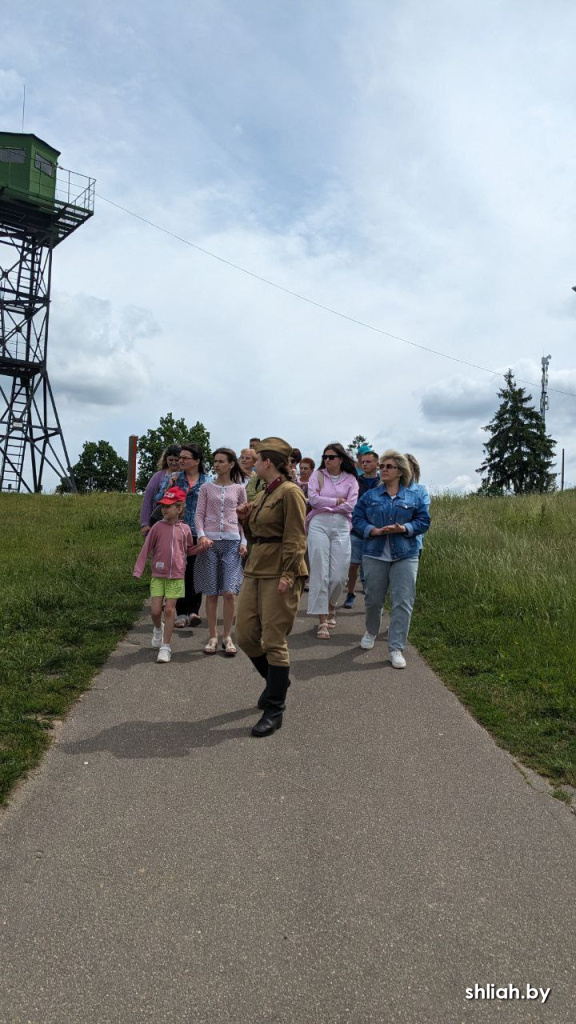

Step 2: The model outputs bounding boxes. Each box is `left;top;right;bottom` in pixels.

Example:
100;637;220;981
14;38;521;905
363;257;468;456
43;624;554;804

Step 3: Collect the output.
0;132;95;492
0;133;59;204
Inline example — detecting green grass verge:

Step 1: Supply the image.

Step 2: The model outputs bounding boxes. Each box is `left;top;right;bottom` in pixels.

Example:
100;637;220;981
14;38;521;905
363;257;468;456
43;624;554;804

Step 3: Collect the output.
412;490;576;788
1;490;575;804
0;493;145;804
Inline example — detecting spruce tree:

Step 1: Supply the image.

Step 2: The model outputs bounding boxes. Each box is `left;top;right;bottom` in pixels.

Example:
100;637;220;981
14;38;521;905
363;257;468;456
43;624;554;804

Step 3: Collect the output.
346;434;370;456
477;371;556;495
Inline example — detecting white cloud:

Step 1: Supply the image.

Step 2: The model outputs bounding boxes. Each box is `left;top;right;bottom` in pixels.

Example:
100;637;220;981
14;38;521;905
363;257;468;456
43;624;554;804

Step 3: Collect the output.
0;67;23;104
421;375;501;422
439;475;476;495
49;293;155;406
2;0;576;492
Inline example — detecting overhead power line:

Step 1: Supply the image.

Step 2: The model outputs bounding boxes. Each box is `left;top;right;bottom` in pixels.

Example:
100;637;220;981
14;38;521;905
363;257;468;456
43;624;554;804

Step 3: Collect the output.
96;193;576;401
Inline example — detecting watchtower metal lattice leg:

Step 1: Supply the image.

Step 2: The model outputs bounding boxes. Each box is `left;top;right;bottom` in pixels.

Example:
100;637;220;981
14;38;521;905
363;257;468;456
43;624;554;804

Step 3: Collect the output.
0;227;76;492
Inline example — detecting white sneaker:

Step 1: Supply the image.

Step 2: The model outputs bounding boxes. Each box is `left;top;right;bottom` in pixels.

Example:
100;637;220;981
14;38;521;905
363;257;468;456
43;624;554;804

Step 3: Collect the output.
151;626;164;649
157;645;172;663
390;650;406;669
360;632;376;650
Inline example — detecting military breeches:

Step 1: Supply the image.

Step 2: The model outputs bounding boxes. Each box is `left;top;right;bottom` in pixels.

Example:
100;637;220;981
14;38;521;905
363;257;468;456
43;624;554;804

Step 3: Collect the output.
236;576;304;667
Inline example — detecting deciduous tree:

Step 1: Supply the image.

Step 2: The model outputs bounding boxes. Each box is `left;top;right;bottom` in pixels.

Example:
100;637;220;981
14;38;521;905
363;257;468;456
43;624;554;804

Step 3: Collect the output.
71;441;128;493
477;371;556;495
136;413;211;491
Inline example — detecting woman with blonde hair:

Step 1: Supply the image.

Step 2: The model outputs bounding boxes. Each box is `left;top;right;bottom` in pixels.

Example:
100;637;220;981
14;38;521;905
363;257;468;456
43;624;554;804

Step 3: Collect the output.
240;447;264;502
352;449;430;668
405;452;430;556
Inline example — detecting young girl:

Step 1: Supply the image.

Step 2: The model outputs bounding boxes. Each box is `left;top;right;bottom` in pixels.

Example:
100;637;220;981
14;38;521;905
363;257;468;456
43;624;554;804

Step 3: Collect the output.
133;487;199;663
194;448;247;655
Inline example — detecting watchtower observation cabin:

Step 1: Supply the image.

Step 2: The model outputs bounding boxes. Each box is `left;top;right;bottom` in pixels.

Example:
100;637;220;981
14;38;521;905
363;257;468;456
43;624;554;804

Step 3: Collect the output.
0;132;95;493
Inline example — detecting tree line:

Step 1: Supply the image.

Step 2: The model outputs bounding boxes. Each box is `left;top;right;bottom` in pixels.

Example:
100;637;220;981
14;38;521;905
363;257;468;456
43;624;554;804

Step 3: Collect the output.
61;374;558;495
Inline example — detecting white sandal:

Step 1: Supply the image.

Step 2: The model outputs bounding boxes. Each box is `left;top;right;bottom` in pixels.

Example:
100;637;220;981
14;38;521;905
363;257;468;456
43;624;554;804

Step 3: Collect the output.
174;615;188;629
204;637;218;655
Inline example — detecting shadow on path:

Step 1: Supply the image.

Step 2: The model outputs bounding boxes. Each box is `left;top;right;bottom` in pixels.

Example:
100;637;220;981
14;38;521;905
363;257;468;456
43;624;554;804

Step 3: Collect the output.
58;707;256;759
290;645;388;682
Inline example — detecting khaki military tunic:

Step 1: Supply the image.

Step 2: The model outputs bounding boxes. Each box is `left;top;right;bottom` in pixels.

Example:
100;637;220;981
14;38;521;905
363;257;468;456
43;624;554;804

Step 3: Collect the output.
243;480;308;584
236;480;308;666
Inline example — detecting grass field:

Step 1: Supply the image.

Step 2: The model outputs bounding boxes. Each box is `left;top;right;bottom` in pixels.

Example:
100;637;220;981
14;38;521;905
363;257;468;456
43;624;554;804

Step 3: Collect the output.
0;493;144;804
412;489;576;790
1;489;575;804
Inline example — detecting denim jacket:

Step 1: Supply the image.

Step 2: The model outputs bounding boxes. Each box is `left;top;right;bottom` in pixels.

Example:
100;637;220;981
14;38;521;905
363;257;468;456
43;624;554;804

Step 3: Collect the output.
156;471;208;534
352;484;430;561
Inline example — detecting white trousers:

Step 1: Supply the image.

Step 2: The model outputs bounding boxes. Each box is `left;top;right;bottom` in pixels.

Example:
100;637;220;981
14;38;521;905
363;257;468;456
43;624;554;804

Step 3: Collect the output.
307;513;351;615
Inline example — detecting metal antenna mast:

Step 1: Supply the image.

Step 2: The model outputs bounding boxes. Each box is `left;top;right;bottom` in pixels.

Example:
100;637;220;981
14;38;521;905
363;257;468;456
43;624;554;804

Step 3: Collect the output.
540;355;551;425
0;133;95;492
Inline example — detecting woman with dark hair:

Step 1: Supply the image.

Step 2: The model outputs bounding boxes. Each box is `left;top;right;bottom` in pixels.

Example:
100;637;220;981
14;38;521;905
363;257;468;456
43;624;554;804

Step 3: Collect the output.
288;447;302;483
306;443;359;638
236;437;308;737
157;443;209;627
194;448;247;655
140;444;182;536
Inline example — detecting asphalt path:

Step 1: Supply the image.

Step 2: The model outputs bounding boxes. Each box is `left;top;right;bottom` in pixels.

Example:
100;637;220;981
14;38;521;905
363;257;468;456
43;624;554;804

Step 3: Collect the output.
1;594;575;1024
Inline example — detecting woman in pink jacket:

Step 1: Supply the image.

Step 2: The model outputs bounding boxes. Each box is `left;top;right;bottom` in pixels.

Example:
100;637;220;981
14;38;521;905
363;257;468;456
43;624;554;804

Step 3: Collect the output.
306;443;359;638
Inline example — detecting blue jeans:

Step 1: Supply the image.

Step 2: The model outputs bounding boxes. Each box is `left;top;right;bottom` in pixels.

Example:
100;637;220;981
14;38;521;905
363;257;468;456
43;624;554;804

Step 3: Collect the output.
363;556;419;651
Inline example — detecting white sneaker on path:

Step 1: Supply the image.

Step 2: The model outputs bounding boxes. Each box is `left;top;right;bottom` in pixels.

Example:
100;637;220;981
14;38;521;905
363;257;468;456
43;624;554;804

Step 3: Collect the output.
360;632;376;650
157;645;172;663
390;650;406;669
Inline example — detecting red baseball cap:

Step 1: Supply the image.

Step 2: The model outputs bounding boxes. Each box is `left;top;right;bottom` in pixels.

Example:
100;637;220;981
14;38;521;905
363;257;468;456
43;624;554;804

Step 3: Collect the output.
158;487;186;505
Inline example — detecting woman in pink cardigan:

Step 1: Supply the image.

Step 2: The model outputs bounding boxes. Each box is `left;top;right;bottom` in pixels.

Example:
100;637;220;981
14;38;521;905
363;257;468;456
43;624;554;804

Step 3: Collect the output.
307;443;359;638
194;448;247;655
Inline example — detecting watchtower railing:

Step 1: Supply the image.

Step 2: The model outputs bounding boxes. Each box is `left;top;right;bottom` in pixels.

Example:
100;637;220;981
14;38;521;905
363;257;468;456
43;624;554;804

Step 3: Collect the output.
54;166;95;214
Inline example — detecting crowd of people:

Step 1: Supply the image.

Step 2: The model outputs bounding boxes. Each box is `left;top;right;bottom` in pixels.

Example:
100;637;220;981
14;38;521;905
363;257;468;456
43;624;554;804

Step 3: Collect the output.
134;436;431;737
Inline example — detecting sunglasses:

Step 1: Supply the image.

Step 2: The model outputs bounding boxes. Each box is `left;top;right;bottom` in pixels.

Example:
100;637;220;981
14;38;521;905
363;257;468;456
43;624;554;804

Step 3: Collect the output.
324;454;340;461
379;463;398;470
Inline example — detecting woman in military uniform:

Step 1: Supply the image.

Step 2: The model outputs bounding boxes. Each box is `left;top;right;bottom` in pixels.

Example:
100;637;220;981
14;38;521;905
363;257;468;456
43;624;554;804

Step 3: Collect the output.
236;437;308;737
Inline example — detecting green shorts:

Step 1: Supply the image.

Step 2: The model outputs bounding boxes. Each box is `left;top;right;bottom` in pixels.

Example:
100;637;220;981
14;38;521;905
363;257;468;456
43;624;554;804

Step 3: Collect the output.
150;577;185;599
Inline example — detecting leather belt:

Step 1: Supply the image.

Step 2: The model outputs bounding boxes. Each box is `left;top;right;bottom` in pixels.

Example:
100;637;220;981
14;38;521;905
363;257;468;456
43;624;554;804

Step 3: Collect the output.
252;536;283;544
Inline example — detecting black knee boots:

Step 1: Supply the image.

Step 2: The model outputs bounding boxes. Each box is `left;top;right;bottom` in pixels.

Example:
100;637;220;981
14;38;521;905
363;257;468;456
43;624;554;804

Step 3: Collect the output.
251;665;290;738
249;655;270;709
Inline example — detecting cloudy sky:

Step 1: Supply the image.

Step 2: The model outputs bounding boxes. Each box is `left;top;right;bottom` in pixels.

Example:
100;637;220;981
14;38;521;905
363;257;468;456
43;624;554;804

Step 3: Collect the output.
2;0;576;491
